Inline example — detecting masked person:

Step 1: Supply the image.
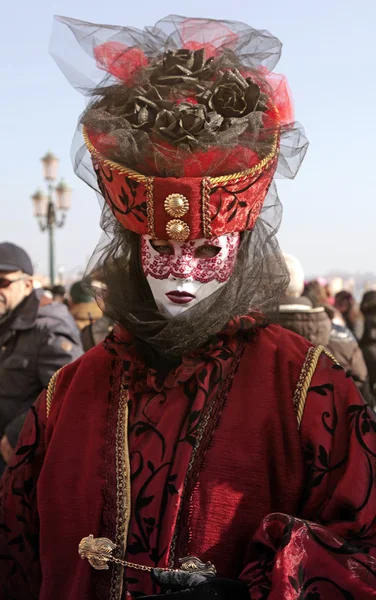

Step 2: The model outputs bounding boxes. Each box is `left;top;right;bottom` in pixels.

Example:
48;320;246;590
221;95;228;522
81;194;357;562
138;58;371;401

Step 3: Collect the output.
1;15;375;600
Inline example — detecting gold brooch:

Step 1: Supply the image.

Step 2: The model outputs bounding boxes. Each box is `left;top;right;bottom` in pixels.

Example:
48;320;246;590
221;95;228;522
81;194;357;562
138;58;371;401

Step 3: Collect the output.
179;556;217;575
78;535;117;571
166;219;190;242
164;194;189;218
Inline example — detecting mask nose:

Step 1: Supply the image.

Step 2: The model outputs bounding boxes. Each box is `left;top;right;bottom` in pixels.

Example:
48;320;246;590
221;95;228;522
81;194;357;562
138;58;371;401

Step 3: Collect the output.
172;276;194;283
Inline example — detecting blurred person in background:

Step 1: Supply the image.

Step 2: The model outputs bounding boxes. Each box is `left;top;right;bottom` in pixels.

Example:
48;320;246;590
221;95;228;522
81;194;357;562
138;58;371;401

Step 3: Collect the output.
0;242;83;474
51;284;66;304
303;279;330;308
280;262;375;407
360;291;376;396
69;280;103;331
79;274;113;351
316;277;334;306
272;254;332;346
335;290;363;340
80;313;113;351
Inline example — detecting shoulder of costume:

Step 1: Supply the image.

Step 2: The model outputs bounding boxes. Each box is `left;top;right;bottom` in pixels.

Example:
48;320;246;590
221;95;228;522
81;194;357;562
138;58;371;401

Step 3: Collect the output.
252;323;313;363
45;342;113;423
243;325;341;427
294;345;342;430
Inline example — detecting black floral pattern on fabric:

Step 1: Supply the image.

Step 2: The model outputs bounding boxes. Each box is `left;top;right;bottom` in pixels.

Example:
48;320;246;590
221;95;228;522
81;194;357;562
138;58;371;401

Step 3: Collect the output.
243;353;376;599
0;394;47;599
95;163;148;225
104;321;251;597
209;172;265;226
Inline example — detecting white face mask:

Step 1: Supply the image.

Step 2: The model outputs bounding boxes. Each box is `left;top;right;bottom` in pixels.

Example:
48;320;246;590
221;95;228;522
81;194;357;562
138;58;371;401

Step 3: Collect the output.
141;233;240;317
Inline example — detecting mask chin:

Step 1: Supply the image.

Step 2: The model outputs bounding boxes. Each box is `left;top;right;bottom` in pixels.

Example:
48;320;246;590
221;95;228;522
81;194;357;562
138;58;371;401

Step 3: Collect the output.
148;276;227;319
155;299;175;318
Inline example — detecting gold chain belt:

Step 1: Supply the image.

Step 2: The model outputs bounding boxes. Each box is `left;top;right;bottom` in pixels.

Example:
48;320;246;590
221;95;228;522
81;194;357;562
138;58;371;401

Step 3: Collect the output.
79;535;216;575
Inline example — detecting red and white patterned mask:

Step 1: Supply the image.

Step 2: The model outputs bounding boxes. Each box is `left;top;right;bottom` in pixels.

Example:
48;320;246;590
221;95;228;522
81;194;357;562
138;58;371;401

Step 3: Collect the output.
141;233;240;317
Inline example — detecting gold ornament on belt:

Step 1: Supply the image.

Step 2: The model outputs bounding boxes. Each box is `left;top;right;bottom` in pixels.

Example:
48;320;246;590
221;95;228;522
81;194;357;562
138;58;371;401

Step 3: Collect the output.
166;219;190;242
78;534;216;575
164;193;189;218
78;535;117;571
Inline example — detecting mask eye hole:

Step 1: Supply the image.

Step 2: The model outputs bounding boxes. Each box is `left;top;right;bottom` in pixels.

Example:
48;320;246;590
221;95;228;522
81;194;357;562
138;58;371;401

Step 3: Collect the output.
194;245;221;259
150;240;174;256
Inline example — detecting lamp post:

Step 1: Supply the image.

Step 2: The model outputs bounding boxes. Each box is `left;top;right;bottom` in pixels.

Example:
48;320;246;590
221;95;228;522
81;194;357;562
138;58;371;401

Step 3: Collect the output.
31;151;72;285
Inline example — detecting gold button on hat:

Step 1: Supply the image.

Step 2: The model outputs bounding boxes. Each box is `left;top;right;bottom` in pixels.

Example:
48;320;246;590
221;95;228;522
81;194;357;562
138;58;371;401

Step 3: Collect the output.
164;194;189;218
166;219;190;242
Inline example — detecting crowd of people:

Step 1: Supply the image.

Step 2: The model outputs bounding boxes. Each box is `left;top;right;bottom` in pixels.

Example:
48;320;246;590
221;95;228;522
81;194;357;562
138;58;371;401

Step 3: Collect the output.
274;254;376;409
1;13;375;600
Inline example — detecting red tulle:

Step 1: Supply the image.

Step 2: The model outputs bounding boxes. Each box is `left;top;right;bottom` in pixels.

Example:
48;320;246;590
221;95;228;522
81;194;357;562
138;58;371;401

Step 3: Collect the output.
140;138;260;178
87;130;118;155
182;146;259;177
94;42;148;85
258;66;294;126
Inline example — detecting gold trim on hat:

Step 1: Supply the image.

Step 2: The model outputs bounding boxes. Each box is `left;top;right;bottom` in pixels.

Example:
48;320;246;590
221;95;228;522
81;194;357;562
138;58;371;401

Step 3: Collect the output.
201;179;212;238
145;178;155;238
82;122;279;186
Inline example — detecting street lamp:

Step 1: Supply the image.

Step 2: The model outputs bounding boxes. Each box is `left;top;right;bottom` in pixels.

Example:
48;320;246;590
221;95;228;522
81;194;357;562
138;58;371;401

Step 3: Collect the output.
31;151;72;285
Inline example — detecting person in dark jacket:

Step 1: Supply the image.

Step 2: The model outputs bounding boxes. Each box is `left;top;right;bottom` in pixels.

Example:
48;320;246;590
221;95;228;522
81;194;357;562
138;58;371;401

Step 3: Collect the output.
360;290;376;396
274;254;375;408
0;242;83;473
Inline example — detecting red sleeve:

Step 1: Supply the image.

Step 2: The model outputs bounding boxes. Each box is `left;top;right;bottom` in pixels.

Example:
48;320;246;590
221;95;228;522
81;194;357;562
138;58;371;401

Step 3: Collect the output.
0;392;46;600
240;352;376;599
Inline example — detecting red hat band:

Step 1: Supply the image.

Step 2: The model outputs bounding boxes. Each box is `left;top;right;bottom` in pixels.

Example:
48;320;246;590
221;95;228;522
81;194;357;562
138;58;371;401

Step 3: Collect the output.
85;127;279;242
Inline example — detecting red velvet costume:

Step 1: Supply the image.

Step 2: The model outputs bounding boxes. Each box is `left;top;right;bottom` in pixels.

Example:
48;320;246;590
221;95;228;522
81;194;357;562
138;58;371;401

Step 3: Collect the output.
1;15;375;600
1;320;376;599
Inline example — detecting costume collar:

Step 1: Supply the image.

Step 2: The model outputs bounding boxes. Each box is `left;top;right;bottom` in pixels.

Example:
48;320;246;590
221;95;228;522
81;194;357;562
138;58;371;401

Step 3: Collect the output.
104;312;267;393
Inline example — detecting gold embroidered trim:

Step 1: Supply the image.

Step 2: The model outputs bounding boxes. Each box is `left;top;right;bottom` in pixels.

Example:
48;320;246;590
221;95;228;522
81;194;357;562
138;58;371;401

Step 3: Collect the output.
145;177;155;238
201;178;212;238
110;383;131;600
46;367;64;419
322;347;340;366
83;125;278;187
293;346;326;429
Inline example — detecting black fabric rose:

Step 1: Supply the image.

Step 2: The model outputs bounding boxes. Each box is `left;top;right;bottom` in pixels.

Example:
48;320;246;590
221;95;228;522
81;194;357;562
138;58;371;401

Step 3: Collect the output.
123;85;172;130
207;69;268;118
153;102;222;147
152;48;214;85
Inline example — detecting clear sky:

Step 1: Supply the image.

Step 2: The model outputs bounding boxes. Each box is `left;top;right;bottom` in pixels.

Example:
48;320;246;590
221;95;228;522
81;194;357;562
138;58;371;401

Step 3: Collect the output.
1;0;375;280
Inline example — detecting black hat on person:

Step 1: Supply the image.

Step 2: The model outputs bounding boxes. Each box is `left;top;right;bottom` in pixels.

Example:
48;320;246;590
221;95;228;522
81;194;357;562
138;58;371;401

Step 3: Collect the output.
0;242;34;275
